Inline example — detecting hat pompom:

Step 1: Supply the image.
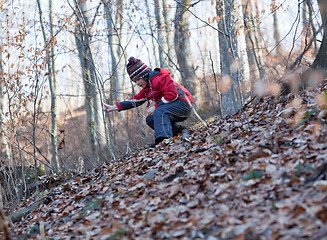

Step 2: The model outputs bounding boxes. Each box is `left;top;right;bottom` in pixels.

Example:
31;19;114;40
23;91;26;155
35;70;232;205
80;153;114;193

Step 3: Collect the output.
127;57;138;66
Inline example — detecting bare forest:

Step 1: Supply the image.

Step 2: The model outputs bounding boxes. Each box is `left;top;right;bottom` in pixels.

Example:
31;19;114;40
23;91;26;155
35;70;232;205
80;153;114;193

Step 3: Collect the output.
1;0;327;239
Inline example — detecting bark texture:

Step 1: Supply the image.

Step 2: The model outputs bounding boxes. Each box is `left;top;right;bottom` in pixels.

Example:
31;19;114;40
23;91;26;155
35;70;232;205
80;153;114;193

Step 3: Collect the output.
0;48;11;163
216;0;251;116
74;1;107;165
272;0;282;53
36;0;60;172
311;0;327;71
243;0;265;80
145;0;160;66
216;0;237;116
174;0;197;96
155;0;169;68
103;0;125;103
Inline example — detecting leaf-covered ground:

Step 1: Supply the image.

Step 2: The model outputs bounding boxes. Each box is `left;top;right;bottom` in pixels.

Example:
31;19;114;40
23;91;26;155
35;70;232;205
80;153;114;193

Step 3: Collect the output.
6;84;327;239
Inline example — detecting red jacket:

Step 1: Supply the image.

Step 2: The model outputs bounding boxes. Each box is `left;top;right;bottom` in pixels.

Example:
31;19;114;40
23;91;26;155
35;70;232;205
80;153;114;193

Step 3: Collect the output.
116;68;194;111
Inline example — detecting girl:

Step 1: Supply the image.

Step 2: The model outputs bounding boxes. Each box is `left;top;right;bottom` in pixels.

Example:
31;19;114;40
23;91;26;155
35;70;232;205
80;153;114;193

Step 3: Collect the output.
103;57;195;148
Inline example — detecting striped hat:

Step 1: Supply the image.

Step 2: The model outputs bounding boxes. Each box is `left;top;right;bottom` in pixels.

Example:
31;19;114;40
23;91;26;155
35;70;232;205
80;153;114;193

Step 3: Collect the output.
127;57;151;80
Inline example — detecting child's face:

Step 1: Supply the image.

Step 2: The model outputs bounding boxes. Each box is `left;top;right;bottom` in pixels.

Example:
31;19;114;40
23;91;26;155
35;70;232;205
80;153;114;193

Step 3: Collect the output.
133;78;148;88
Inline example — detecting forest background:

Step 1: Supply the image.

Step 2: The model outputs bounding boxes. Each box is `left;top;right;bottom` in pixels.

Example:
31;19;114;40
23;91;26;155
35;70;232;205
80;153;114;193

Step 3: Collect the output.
0;0;326;206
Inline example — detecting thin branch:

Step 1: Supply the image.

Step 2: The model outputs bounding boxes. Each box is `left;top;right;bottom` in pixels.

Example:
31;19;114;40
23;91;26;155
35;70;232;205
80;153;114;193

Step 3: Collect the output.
266;0;304;57
285;1;302;69
173;0;230;38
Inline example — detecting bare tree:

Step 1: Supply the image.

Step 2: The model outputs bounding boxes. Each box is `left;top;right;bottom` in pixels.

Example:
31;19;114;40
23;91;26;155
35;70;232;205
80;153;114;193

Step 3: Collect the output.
311;0;327;71
302;0;311;49
229;0;251;102
155;0;169;68
216;0;237;115
174;0;197;96
73;0;107;165
162;0;174;70
216;0;251;115
243;0;265;80
36;0;60;173
305;0;319;53
272;0;282;54
145;0;160;66
0;47;11;165
103;0;125;103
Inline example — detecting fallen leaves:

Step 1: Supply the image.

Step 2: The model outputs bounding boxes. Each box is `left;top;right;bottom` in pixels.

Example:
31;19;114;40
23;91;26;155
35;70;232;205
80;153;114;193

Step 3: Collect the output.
3;84;327;239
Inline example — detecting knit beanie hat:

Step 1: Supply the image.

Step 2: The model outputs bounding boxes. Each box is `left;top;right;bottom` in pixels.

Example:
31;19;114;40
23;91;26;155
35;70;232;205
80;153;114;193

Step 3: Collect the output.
127;57;151;80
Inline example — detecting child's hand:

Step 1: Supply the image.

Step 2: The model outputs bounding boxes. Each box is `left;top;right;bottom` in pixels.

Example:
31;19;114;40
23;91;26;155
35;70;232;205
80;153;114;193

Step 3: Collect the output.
103;103;118;112
147;106;155;115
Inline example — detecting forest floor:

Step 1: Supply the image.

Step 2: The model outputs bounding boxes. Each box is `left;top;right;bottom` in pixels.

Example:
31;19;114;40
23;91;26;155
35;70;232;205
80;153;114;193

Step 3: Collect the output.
3;82;327;239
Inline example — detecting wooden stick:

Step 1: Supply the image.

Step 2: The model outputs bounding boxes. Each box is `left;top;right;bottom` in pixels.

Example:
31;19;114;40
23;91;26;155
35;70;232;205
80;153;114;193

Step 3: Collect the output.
185;96;209;128
7;198;45;223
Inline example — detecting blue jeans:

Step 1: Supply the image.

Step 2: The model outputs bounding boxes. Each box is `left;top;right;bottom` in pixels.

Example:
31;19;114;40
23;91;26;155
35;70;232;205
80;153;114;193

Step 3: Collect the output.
146;99;192;140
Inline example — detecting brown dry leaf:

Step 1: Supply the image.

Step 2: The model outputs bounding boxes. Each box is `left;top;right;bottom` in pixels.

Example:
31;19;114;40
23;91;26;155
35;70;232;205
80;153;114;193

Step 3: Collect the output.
247;147;271;161
9;82;327;240
314;180;327;191
61;205;75;215
167;185;180;198
150;196;161;206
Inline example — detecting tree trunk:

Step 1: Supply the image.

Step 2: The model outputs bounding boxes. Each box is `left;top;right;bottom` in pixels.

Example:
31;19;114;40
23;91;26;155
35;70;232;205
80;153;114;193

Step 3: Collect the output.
162;0;174;71
67;38;84;108
243;0;265;80
311;0;327;71
216;0;238;116
74;1;107;165
75;34;97;165
306;0;319;54
174;0;197;96
302;0;310;49
216;0;252;116
155;0;168;69
145;0;160;67
36;0;60;173
103;0;125;103
0;47;11;164
49;0;60;172
272;0;282;54
228;0;251;104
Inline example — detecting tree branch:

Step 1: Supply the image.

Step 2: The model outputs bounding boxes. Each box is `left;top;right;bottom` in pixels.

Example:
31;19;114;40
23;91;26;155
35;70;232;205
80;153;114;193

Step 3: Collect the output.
173;0;230;38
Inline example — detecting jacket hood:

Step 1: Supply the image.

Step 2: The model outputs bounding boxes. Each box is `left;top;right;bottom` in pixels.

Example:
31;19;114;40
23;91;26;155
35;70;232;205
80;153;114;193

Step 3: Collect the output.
154;68;170;76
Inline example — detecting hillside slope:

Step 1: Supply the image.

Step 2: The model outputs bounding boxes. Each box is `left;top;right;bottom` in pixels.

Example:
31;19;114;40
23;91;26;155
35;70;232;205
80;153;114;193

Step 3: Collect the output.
6;83;327;239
